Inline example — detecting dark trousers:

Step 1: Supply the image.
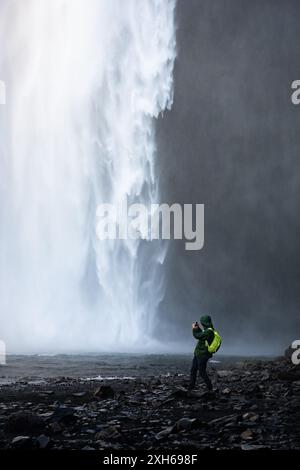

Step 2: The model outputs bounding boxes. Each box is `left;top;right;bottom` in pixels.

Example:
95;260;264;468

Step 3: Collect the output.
190;355;212;390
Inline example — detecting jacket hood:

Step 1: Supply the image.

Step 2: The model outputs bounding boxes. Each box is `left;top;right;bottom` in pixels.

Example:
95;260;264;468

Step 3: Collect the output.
200;315;213;328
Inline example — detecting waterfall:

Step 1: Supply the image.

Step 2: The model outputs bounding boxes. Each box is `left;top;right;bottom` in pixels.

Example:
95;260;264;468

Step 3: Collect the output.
0;0;176;352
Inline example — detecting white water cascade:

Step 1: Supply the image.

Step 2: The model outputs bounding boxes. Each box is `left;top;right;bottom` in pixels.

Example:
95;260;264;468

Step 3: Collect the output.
0;0;176;352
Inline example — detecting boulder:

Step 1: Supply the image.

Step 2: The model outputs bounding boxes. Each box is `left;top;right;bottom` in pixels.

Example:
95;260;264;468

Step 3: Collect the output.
6;411;44;433
94;385;115;399
11;436;38;449
51;406;77;425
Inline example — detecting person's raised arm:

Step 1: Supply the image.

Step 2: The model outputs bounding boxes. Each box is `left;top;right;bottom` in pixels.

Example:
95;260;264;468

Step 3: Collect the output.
192;322;205;339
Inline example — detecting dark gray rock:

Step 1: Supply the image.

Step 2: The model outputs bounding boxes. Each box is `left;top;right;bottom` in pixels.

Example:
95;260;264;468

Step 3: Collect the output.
6;411;44;433
94;385;115;399
11;435;38;449
37;434;50;449
52;406;77;425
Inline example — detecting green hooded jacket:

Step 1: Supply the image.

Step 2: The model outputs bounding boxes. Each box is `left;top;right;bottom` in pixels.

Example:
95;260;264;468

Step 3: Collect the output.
193;315;215;359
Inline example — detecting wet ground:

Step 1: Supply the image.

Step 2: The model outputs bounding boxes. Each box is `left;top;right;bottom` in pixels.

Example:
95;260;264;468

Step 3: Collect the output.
0;353;299;450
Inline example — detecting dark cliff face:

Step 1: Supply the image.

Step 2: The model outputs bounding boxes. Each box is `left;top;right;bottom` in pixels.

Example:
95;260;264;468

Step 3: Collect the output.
155;0;300;354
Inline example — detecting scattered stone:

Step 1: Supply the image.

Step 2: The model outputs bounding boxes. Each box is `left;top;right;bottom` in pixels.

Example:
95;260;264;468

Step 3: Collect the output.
6;411;44;433
52;406;76;425
198;390;216;400
82;428;96;434
37;434;50;449
155;426;174;440
95;426;121;440
209;414;238;426
241;429;254;440
243;412;259;422
11;436;37;449
49;421;62;433
175;417;201;431
217;370;233;378
172;386;189;398
261;372;270;381
72;392;87;398
0;347;298;451
241;444;267;451
94;385;115;399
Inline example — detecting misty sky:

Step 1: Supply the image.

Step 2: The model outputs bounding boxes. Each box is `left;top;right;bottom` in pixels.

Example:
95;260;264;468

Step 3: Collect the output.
155;0;300;354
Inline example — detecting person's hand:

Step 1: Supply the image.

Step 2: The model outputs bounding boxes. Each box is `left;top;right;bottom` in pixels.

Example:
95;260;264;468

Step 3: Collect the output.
192;322;199;329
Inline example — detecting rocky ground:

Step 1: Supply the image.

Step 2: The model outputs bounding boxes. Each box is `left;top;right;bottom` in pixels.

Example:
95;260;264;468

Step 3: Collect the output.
0;352;299;451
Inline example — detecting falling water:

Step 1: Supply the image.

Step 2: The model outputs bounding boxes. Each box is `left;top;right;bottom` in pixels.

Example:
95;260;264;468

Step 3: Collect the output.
0;0;176;352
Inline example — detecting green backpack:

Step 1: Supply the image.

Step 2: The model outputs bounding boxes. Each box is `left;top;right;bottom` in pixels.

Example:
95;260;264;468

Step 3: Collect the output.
205;328;222;354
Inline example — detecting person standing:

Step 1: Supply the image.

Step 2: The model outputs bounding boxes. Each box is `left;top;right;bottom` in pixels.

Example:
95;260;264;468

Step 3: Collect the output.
189;315;216;390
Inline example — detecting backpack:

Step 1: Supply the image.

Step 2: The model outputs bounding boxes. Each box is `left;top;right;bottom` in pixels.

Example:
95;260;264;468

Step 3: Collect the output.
205;328;222;354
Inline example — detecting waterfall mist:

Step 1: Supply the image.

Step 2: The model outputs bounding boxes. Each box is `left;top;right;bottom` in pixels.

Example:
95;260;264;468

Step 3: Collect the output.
0;0;176;353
